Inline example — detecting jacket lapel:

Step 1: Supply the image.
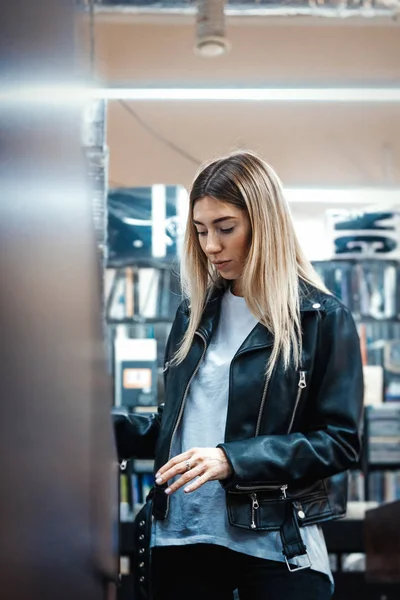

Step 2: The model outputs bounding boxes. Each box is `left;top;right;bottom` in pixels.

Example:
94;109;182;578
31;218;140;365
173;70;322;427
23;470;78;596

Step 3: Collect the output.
196;280;325;351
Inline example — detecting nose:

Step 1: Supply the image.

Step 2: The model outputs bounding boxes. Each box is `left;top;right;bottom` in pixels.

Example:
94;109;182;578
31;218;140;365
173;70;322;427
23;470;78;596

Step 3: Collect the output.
205;232;222;256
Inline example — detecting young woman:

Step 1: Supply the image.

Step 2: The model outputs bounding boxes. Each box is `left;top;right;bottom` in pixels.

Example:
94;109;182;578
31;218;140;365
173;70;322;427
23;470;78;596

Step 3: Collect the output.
114;150;364;600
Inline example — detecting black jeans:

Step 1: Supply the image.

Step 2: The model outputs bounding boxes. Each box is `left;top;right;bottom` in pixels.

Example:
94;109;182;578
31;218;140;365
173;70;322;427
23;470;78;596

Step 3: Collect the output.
151;544;333;600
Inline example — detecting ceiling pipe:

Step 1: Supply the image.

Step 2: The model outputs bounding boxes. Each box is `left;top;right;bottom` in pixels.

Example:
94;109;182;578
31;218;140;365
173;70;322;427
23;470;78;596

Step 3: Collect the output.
84;0;399;20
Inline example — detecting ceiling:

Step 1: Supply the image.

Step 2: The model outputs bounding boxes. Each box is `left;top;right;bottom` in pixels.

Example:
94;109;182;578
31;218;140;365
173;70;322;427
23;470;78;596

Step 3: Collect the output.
75;0;400;192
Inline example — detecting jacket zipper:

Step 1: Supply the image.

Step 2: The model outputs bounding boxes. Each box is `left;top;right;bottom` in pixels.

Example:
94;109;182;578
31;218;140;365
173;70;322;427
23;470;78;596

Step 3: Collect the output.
287;370;307;434
244;361;282;529
240;369;305;523
165;330;207;517
254;372;270;436
235;483;283;491
235;483;288;497
248;484;288;529
250;493;259;529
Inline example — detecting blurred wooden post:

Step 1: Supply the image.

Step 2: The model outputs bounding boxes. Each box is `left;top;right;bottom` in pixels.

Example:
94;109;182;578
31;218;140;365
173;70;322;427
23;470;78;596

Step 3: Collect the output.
365;500;400;584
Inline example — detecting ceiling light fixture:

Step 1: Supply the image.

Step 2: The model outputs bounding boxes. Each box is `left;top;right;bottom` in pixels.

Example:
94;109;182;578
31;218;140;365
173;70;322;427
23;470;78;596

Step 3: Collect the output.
194;0;231;58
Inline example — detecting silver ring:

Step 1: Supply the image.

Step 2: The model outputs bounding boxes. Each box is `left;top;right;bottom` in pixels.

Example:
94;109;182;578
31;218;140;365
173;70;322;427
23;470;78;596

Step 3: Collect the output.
185;460;191;472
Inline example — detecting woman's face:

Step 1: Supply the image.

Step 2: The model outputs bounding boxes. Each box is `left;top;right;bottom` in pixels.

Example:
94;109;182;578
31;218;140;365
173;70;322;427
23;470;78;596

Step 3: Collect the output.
192;196;252;295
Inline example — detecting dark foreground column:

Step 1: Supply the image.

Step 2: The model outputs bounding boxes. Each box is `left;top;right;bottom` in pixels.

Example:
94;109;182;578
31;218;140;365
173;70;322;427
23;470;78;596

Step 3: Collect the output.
0;2;118;599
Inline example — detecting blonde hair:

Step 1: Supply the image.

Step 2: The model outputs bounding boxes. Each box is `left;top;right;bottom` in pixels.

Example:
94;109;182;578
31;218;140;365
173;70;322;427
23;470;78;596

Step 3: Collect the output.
174;150;330;379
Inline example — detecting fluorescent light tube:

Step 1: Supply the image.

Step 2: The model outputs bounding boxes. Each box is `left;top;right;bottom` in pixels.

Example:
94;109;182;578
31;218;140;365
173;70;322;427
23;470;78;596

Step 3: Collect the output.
99;88;400;103
285;188;400;204
3;86;400;104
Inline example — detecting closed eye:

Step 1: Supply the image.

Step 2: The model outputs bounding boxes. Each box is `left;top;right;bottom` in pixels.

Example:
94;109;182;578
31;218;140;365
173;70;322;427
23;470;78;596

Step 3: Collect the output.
195;227;234;237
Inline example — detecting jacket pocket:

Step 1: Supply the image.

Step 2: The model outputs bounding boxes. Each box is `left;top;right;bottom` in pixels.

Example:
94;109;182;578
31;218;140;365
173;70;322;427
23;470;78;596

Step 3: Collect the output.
226;489;332;531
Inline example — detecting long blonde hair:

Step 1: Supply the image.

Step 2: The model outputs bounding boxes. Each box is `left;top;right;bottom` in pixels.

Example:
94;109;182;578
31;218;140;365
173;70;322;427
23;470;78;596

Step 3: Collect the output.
174;150;329;378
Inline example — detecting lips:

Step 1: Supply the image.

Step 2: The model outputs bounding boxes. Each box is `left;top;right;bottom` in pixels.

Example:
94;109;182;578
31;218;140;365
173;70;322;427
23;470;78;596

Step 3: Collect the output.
213;260;231;270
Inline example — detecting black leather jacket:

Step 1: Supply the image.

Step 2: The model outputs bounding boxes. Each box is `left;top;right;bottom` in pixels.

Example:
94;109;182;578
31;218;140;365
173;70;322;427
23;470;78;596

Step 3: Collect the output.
114;281;364;538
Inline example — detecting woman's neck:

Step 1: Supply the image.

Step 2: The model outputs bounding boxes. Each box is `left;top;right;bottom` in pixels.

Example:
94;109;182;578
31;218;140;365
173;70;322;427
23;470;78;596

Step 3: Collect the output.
230;280;244;297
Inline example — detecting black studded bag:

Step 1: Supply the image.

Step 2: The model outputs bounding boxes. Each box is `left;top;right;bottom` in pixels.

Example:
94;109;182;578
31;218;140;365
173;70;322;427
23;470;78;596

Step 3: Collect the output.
132;488;154;600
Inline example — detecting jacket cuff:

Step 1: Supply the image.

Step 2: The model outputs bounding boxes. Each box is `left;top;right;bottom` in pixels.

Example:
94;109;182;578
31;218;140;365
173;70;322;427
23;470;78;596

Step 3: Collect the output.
217;443;239;491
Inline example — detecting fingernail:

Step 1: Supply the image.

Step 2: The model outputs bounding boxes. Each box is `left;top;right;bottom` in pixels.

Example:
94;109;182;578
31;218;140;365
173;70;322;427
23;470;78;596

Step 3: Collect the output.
184;487;191;493
165;488;171;495
155;472;161;479
156;477;163;485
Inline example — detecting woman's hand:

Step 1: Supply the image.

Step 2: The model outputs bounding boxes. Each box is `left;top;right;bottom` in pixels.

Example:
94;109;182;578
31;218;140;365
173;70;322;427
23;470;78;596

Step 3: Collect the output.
155;447;233;495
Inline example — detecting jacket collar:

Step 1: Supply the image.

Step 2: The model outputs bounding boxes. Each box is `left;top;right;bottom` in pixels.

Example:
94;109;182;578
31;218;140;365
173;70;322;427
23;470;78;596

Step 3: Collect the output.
196;285;224;342
299;279;326;312
196;279;325;344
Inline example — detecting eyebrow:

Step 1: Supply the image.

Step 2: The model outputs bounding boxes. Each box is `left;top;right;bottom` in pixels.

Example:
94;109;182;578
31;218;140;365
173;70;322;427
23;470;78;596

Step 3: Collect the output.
193;216;236;226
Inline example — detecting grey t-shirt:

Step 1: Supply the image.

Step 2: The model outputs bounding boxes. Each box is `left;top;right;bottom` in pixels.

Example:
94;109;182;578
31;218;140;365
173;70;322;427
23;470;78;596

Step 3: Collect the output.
151;289;333;588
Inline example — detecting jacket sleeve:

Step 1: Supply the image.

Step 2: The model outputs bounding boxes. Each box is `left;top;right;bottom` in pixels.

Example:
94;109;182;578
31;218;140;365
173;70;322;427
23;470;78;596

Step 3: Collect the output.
112;403;164;461
111;312;178;461
218;305;364;489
